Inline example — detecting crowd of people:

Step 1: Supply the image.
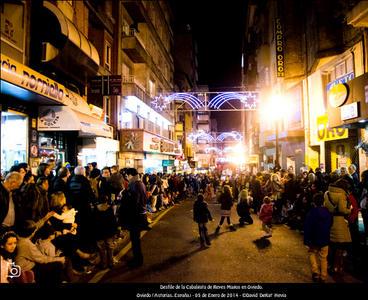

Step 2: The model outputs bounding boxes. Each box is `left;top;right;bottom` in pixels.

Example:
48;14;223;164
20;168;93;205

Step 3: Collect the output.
192;164;368;283
1;160;367;284
0;161;189;284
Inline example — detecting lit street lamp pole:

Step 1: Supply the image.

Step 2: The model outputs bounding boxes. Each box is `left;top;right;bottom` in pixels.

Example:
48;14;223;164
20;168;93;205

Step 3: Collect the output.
275;119;280;170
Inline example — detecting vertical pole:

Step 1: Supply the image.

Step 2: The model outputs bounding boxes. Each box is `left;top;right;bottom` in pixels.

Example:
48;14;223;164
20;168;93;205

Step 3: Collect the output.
275;120;280;169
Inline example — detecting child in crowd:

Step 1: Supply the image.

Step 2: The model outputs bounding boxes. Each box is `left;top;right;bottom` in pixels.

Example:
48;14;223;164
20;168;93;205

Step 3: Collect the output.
237;189;254;226
193;194;213;248
259;196;273;238
161;192;169;208
0;231;18;283
304;192;333;283
15;220;65;284
36;224;63;258
51;200;78;235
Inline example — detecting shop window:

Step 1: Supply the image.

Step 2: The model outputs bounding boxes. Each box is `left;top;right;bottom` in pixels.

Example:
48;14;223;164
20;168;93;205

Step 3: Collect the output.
104;41;112;71
1;111;28;174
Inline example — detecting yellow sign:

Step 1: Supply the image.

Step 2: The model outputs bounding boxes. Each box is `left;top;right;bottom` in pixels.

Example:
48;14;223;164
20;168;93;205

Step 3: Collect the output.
316;115;348;142
247;155;259;164
328;83;348;108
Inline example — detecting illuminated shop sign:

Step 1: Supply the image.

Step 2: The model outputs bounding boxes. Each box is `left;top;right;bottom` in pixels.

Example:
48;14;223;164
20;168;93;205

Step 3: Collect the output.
0;54;90;114
316;115;348;142
328;83;349;108
275;18;284;77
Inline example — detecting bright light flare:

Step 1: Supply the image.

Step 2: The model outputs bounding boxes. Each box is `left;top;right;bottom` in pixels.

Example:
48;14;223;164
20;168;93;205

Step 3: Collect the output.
260;93;292;123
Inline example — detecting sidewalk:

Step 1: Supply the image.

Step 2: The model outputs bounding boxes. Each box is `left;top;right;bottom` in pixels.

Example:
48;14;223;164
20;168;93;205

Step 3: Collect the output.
73;205;177;283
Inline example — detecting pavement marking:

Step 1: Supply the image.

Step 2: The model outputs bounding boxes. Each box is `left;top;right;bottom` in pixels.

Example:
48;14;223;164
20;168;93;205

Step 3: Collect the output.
88;269;109;283
88;206;175;283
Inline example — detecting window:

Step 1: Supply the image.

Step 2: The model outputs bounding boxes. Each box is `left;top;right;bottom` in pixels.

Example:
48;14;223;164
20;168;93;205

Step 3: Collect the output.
104;96;110;123
104;41;112;70
148;80;155;98
1;111;28;174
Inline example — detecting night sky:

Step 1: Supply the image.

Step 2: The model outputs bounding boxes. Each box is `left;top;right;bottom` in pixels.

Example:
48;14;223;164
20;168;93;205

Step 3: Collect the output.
170;0;247;131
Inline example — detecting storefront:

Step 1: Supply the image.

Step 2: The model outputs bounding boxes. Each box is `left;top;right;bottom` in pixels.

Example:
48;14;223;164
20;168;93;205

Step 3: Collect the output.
326;73;368;173
78;137;119;168
120;129;178;173
1;53;115;171
38;105;117;167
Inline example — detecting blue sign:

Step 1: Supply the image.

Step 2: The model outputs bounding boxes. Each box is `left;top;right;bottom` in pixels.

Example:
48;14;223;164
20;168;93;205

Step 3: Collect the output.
326;72;354;92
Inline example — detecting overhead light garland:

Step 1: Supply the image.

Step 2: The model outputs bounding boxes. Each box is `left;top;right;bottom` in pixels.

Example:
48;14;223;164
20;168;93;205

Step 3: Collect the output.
188;131;243;142
216;131;243;142
152;92;259;111
208;92;259;109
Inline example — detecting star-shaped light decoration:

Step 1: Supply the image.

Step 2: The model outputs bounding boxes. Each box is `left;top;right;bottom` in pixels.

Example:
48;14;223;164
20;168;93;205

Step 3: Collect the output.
152;94;171;111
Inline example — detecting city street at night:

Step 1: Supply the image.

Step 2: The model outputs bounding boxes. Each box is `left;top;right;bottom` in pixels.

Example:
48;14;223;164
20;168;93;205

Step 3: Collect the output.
97;198;362;284
1;0;368;297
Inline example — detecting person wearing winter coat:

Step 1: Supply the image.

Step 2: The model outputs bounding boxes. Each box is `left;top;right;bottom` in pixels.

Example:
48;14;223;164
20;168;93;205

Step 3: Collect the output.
67;166;97;249
323;179;352;275
193;194;213;248
215;185;236;233
259;196;273;238
236;189;254;226
304;192;333;283
94;196;118;269
118;168;148;268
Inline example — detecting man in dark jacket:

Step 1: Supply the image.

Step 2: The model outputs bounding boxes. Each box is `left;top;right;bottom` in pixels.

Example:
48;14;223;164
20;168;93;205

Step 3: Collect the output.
68;166;97;249
0;172;23;234
304;192;333;283
119;168;148;268
193;194;213;247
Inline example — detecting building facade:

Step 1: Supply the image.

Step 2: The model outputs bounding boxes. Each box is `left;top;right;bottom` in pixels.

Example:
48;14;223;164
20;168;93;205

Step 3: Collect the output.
1;0;118;174
243;0;368;175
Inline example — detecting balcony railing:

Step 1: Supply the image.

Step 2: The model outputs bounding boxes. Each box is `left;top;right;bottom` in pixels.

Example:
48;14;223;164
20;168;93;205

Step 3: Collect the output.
122;27;146;50
122;29;147;63
122;75;153;105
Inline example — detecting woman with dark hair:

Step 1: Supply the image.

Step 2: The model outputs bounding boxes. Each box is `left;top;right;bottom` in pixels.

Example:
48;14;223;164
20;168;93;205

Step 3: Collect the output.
36;163;50;180
0;231;18;283
215;185;236;233
15;220;65;284
51;167;70;198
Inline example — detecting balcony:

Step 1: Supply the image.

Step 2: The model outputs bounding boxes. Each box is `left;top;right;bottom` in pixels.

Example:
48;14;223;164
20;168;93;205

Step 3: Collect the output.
347;1;368;27
122;0;146;23
122;75;152;106
122;29;147;63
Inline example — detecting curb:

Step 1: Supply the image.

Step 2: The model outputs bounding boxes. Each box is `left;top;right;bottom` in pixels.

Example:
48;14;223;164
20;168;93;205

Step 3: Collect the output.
88;205;175;283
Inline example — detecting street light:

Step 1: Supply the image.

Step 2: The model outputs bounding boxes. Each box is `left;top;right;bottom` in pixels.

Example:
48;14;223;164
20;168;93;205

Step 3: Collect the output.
261;93;289;170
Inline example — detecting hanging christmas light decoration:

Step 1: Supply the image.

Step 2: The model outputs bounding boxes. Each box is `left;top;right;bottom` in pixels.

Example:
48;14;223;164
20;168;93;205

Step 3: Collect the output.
151;94;171;111
205;147;221;154
216;131;243;142
187;130;216;142
208;92;259;109
152;93;203;110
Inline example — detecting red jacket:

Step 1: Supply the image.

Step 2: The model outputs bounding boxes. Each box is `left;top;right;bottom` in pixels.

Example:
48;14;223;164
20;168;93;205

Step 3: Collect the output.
259;203;273;224
347;193;359;223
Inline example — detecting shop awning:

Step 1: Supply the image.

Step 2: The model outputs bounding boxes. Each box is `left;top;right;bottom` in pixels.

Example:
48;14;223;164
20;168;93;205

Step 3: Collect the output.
38;106;113;139
41;1;99;75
